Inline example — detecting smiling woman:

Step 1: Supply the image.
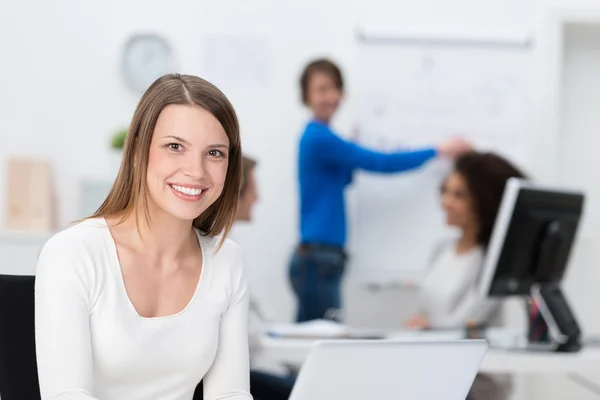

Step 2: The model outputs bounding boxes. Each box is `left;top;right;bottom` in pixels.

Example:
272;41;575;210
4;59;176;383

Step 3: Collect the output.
143;105;232;224
94;74;242;240
34;74;251;400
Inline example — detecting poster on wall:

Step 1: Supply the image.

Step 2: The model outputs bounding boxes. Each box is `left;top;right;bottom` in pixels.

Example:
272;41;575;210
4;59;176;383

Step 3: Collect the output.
5;157;55;232
201;34;273;90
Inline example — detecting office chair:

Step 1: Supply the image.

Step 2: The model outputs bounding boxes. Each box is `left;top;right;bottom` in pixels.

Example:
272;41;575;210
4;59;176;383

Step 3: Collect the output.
0;274;41;400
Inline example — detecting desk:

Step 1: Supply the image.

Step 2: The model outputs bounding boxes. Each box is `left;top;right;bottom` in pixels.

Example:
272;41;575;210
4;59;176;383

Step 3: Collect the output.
260;336;600;375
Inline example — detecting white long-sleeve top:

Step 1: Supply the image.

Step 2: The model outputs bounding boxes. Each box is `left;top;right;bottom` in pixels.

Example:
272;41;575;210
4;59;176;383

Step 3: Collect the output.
34;218;252;400
247;298;267;361
419;241;502;329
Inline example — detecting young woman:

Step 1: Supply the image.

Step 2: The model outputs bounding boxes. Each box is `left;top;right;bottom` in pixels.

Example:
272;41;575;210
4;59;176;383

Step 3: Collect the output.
35;74;252;400
406;151;527;400
290;58;472;322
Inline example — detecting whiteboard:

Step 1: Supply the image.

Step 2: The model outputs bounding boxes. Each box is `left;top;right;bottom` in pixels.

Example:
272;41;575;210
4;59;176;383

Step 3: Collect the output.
350;33;533;285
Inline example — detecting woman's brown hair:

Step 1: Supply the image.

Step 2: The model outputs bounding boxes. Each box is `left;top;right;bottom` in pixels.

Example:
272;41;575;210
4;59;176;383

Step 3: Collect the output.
452;151;527;247
89;74;242;244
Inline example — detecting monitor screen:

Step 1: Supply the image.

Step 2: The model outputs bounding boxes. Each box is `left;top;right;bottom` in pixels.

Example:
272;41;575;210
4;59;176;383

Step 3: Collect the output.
478;178;585;297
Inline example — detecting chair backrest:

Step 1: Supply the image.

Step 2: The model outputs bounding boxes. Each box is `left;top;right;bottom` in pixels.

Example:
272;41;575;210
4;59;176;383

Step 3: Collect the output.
0;275;41;400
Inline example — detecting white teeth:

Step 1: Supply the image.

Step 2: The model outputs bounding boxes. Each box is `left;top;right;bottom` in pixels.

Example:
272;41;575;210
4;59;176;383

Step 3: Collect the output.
170;185;203;196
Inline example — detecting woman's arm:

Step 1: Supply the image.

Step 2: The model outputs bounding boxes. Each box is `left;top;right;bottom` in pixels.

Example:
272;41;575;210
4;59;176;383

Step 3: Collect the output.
434;288;502;328
203;250;252;400
405;241;452;328
35;236;98;400
248;297;267;359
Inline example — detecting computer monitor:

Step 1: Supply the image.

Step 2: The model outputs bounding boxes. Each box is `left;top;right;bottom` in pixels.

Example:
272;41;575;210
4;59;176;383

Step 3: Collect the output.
478;178;585;352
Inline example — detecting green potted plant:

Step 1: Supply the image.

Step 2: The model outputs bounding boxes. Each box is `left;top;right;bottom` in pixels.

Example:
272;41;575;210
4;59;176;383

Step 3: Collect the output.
110;128;128;150
109;128;128;177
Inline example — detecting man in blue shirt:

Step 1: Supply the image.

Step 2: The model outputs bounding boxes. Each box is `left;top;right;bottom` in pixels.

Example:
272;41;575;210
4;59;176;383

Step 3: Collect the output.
290;58;472;322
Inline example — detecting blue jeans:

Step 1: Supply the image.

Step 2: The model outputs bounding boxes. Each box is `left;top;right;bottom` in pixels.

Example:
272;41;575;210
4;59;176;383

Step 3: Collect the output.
288;244;346;322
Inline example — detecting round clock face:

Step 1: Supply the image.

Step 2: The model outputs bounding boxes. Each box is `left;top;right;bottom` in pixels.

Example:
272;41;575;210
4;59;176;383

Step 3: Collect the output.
122;34;175;93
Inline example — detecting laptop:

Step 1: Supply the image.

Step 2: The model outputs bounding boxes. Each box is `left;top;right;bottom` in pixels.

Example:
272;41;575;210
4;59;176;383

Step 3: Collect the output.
289;339;488;400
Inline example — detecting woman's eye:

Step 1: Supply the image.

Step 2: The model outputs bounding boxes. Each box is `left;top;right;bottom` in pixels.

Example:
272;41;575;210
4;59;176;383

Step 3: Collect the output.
168;143;182;151
208;149;224;157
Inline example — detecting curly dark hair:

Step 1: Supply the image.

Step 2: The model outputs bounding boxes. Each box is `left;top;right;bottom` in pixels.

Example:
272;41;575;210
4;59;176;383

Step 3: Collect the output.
452;151;527;247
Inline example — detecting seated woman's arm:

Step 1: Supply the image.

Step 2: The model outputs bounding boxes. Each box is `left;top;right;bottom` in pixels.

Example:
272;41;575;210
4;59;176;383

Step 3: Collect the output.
203;247;252;400
432;288;502;328
406;241;501;330
35;236;99;400
404;241;449;329
436;259;502;328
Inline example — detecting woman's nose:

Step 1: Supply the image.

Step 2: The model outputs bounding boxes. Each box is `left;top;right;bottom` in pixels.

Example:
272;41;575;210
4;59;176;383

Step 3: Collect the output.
184;158;205;180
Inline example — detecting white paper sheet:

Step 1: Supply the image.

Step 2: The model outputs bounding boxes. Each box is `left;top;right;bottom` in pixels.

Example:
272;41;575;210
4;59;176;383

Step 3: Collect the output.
267;319;351;339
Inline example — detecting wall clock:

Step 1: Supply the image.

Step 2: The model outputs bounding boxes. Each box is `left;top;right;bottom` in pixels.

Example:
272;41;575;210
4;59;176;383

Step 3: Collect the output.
122;33;175;93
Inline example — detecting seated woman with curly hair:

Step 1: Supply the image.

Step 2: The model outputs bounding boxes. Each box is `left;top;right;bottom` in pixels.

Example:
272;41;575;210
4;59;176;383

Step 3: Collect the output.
405;151;527;400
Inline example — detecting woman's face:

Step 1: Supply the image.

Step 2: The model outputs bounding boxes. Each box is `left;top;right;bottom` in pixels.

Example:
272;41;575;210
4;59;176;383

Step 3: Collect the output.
145;104;230;222
306;72;342;122
441;172;477;230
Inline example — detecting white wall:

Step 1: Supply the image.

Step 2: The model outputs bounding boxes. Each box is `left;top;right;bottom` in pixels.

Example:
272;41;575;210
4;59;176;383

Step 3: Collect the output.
0;0;539;323
558;22;600;336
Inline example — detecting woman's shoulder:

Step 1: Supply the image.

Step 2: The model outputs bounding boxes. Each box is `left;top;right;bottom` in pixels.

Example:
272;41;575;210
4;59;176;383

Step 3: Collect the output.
198;234;243;265
428;239;484;266
40;218;109;263
36;218;110;294
301;120;334;139
428;239;455;262
197;234;245;281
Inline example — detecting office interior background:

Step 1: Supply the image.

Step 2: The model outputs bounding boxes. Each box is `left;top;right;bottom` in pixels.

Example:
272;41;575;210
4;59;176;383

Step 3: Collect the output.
2;0;600;398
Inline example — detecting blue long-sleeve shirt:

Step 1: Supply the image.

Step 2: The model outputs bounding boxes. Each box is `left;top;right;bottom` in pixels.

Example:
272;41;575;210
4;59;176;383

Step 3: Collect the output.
298;120;438;248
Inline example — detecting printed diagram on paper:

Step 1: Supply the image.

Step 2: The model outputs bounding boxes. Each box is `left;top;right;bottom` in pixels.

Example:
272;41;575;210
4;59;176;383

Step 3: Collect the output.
201;34;272;89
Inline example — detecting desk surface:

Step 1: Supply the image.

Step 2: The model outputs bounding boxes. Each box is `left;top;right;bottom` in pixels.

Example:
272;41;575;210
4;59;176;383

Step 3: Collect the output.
260;336;600;374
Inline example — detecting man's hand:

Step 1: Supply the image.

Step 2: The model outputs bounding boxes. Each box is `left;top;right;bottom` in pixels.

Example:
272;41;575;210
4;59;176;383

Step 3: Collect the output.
437;137;473;158
405;314;430;330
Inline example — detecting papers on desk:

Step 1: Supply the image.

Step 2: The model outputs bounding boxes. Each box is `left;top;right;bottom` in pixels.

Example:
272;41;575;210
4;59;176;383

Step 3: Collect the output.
386;328;524;349
267;322;523;346
267;319;351;339
386;330;464;342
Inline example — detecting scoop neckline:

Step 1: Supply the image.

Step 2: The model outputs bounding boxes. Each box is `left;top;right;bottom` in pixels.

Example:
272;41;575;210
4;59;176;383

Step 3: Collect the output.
95;217;209;321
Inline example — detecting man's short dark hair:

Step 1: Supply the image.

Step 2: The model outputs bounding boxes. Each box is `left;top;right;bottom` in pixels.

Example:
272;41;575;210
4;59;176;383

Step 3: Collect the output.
240;156;257;197
299;58;344;105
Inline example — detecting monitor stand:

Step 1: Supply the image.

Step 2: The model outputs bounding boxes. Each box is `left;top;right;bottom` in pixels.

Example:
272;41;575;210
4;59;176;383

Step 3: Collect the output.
530;283;582;352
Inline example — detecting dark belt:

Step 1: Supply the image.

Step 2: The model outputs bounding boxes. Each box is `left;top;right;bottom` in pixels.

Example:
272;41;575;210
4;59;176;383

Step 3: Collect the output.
298;242;348;260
